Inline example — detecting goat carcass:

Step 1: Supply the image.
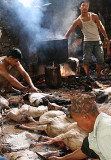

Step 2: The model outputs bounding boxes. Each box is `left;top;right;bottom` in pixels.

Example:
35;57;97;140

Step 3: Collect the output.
28;122;87;151
93;86;111;103
23;93;54;106
23;93;70;107
4;150;38;160
15;110;87;151
16;110;74;137
3;150;61;160
6;104;48;122
0;96;10;111
16;104;111;151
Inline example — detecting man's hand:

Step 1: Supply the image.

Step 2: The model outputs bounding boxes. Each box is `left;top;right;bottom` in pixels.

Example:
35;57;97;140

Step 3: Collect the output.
22;86;30;93
107;41;111;57
107;50;111;57
104;37;109;45
48;156;62;160
31;86;42;93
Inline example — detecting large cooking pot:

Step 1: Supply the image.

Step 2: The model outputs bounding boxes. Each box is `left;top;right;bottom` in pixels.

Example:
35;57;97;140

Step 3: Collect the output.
37;38;68;64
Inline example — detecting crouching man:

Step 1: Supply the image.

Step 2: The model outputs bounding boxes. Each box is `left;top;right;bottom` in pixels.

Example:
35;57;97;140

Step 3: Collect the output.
49;93;111;160
0;47;41;93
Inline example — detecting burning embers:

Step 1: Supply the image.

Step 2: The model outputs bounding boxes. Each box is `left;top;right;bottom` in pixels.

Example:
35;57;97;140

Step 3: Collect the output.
60;63;76;77
53;57;79;76
44;57;79;88
60;57;80;77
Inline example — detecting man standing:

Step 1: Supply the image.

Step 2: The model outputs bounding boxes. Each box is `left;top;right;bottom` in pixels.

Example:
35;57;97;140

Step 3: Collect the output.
0;47;41;93
65;0;109;78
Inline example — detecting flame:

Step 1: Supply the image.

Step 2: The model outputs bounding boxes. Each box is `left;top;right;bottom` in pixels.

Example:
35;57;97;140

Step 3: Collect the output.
60;65;67;77
60;62;77;77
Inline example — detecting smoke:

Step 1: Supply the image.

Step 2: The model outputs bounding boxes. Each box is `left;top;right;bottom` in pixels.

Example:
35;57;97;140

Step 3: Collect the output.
0;0;81;55
51;0;79;38
1;0;51;53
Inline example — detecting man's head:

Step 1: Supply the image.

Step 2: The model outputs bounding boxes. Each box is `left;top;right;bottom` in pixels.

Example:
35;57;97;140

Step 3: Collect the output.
70;93;99;132
79;0;89;13
7;48;23;60
6;48;23;66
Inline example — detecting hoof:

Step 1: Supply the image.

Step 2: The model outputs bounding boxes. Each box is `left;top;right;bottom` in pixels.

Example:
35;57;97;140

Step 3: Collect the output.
38;136;43;142
24;115;30;121
29;143;35;148
15;124;21;129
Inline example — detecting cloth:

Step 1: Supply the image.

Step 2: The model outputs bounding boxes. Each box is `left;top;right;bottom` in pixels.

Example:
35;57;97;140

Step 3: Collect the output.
88;112;111;160
83;41;104;65
79;12;100;41
71;93;97;113
81;136;100;159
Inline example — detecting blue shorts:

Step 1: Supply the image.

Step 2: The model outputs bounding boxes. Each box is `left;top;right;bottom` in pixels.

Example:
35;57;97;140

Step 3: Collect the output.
83;41;104;65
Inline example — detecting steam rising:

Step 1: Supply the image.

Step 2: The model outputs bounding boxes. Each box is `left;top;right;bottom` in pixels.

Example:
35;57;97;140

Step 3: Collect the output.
18;0;32;7
1;0;81;54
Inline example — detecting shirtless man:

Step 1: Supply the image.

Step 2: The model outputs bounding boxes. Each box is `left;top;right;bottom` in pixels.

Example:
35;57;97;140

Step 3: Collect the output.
0;47;41;93
65;0;109;78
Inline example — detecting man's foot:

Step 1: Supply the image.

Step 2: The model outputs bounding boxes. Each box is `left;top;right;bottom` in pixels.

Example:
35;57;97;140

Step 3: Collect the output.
86;76;101;88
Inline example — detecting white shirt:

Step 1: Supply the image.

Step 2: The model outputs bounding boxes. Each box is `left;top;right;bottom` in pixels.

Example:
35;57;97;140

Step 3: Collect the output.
79;12;101;41
88;112;111;160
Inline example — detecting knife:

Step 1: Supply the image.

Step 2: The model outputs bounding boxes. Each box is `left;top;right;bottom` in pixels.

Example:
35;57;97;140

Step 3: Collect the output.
36;152;48;160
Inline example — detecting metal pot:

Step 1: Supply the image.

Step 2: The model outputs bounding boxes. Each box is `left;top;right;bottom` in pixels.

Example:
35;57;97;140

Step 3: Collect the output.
37;38;68;65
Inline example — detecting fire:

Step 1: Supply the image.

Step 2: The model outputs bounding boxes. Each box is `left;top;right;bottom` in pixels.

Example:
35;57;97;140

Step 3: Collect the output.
60;63;77;77
60;65;67;77
36;79;45;84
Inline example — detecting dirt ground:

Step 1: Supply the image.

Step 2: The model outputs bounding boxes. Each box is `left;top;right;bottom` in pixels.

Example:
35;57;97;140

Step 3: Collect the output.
0;75;111;160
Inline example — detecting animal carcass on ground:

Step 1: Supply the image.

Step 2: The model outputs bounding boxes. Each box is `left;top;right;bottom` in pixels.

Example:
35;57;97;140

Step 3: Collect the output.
0;96;10;111
15;104;111;152
6;104;48;122
15;110;88;151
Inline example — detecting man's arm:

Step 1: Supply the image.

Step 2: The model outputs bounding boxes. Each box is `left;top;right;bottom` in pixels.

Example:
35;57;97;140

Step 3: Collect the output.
107;40;111;57
16;62;41;92
65;19;79;38
48;148;87;160
94;14;108;43
0;69;26;90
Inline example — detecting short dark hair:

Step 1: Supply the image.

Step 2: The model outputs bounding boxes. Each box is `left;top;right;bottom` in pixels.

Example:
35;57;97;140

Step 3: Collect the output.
79;0;89;6
7;47;23;60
